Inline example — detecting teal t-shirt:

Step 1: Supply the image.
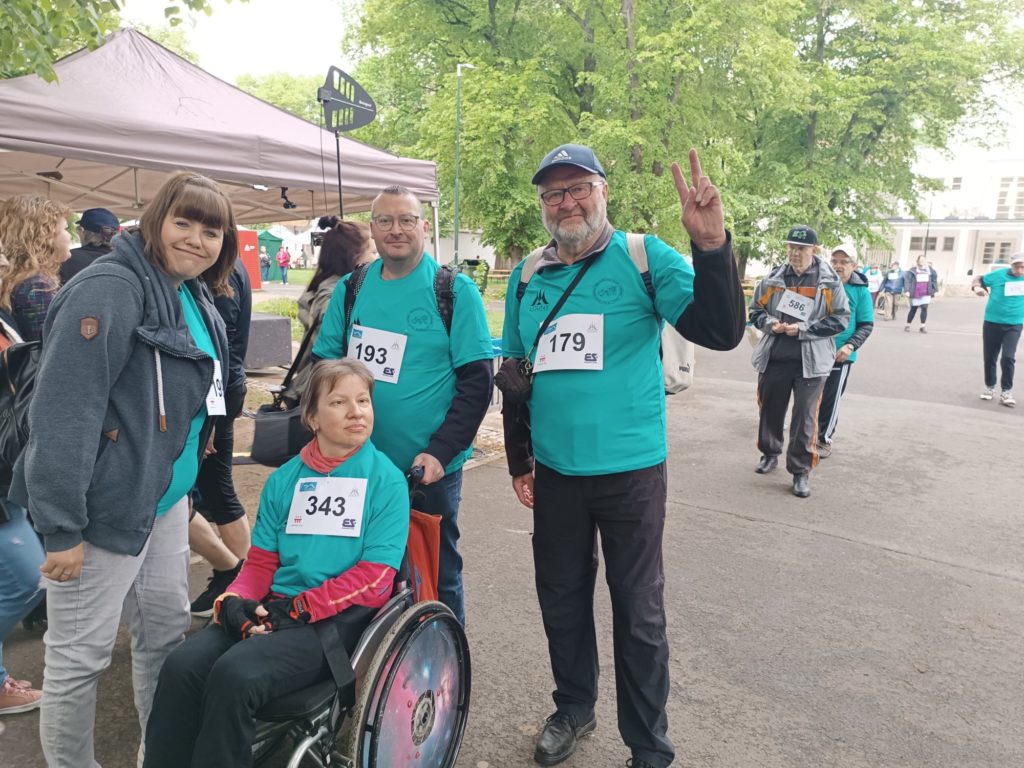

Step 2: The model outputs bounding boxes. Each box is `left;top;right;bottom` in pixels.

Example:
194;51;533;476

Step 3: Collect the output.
502;231;694;476
155;287;213;516
251;441;409;597
312;255;493;473
981;268;1024;324
835;281;873;362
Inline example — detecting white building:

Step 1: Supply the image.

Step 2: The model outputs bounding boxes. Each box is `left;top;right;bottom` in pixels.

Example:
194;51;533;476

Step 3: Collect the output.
861;146;1024;290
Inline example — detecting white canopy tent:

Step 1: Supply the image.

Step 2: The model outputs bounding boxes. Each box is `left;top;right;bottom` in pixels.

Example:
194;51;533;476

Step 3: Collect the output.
0;28;440;239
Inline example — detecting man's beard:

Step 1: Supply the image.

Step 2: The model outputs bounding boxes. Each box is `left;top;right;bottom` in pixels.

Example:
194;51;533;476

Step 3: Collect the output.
544;202;606;248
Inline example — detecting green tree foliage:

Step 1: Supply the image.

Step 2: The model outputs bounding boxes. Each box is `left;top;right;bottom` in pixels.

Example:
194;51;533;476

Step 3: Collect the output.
235;73;322;123
347;0;1023;270
1;1;239;81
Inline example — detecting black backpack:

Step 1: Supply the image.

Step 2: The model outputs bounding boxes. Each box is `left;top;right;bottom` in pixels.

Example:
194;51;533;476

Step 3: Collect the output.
340;261;458;355
0;339;40;481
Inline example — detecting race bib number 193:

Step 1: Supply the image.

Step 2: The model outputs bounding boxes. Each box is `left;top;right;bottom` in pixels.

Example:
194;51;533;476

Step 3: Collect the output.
347;324;408;383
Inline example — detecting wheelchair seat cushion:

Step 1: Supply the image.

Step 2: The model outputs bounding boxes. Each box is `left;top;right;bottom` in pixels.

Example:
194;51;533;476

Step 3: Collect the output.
255;678;354;723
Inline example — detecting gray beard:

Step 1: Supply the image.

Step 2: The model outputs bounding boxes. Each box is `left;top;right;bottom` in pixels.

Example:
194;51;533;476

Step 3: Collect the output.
546;214;602;248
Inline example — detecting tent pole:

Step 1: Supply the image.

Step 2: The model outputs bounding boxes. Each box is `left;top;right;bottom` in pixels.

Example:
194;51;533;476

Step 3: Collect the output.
432;203;441;262
335;132;344;218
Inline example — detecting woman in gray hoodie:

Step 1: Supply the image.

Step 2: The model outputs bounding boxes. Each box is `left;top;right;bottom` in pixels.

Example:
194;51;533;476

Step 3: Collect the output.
10;172;236;768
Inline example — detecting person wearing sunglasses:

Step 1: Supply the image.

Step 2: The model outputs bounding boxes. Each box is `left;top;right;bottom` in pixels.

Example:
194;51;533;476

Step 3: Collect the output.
502;144;744;768
312;185;494;627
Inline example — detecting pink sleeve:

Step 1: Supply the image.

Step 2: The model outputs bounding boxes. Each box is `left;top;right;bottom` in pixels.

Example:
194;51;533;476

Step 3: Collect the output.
297;561;396;622
226;546;279;600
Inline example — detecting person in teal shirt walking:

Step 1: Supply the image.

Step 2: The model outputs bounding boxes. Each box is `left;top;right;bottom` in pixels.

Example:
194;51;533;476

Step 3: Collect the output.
817;244;874;456
972;252;1024;407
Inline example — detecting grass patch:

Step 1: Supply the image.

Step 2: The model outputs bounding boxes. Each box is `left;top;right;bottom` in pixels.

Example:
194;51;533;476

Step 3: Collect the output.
253;298;303;341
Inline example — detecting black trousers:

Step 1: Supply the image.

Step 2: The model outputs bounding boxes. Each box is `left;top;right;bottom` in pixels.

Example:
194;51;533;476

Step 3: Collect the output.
757;361;827;474
982;321;1023;391
533;461;673;768
144;607;372;768
817;361;853;445
194;385;247;525
907;304;929;324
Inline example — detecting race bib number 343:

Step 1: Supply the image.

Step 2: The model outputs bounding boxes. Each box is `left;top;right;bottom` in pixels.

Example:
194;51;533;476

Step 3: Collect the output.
532;313;604;372
347;325;408;383
286;477;368;537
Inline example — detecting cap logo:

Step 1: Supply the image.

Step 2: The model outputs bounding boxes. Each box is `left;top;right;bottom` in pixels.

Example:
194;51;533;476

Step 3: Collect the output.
552;149;572;161
793;230;806;240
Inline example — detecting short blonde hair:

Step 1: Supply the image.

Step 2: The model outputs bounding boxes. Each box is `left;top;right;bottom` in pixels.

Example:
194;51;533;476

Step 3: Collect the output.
0;195;72;311
301;358;376;431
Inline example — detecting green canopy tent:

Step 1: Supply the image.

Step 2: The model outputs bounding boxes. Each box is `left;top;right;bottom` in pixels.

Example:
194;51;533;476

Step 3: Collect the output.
258;230;284;283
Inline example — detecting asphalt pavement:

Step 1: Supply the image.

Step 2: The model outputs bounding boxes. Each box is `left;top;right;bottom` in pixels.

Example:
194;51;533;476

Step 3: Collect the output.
3;296;1022;768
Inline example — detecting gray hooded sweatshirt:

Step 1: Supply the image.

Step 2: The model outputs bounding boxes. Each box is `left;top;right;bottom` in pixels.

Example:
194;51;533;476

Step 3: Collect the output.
10;231;228;555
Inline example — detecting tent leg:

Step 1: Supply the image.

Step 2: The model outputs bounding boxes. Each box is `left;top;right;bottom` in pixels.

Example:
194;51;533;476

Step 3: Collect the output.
432;203;441;263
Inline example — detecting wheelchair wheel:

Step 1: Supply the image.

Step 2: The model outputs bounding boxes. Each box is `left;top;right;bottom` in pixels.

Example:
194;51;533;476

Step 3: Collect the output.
339;600;470;767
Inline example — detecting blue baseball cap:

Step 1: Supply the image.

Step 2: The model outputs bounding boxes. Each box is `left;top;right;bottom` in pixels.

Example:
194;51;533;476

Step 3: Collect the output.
78;208;119;233
532;144;606;185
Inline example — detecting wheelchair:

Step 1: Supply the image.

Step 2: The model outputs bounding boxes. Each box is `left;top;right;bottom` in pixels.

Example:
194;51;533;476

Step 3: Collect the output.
249;486;470;766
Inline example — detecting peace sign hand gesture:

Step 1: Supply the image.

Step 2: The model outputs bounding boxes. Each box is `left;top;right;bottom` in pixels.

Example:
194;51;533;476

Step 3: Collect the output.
671;148;727;252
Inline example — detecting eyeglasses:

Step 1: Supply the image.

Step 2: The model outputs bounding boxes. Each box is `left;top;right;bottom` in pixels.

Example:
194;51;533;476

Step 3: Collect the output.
539;181;605;206
831;259;853;266
371;214;421;232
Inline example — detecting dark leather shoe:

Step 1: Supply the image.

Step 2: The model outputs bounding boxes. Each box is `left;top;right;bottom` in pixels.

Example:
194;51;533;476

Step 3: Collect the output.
534;711;596;765
755;455;778;474
626;759;658;768
793;472;810;498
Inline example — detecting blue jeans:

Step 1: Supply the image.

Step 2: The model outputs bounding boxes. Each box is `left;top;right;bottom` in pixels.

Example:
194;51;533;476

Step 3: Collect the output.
0;499;45;687
279;265;288;284
259;264;269;283
415;469;465;624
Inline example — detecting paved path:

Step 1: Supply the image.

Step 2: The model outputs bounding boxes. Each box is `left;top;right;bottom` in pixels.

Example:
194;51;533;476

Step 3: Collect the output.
3;297;1022;767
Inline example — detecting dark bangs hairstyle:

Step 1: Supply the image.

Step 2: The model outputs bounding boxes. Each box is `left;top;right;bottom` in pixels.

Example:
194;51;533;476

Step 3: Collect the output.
309;215;369;293
139;171;239;296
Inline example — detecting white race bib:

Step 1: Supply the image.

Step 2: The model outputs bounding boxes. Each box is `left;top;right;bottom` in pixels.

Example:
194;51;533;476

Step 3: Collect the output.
778;290;812;322
285;476;367;537
532;313;604;372
347;325;408;383
206;360;226;416
1004;281;1024;297
887;271;901;281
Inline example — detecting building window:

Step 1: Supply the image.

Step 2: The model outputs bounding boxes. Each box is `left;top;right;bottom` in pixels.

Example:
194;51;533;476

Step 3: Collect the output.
950;177;962;190
943;237;955;251
910;236;937;252
982;241;1015;264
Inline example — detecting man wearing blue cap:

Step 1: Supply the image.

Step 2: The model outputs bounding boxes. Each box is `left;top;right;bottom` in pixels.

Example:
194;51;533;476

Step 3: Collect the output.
501;144;745;768
748;226;850;497
60;208;119;284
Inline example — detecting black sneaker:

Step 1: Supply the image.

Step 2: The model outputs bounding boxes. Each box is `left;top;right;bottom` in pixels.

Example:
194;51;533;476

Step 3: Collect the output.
190;560;243;617
533;710;596;766
626;759;657;768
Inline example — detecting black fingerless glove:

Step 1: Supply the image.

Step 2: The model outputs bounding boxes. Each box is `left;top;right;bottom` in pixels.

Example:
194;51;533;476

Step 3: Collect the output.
261;597;311;632
216;596;262;641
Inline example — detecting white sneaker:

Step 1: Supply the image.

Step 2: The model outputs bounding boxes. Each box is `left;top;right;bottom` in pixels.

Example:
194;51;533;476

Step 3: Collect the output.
980;387;994;400
1000;390;1015;407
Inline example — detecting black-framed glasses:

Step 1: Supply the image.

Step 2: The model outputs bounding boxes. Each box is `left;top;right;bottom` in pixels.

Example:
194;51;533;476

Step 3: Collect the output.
372;214;421;231
539;181;605;206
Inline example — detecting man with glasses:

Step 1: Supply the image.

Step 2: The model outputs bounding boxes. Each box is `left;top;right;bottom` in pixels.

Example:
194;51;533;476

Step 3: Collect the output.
312;185;494;625
502;144;744;768
749;226;850;498
816;243;874;456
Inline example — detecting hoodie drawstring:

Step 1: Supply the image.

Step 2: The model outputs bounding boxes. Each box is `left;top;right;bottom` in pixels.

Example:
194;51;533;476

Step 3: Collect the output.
154;348;167;432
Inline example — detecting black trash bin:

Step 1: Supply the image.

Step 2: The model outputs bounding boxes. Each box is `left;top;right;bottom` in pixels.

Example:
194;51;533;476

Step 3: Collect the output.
455;258;488;293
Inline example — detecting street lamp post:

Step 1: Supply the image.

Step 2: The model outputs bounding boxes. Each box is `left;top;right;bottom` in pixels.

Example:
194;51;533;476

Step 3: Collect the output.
454;62;475;267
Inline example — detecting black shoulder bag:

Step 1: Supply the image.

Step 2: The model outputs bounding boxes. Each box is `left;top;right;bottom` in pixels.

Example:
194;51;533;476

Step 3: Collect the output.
494;255;598;405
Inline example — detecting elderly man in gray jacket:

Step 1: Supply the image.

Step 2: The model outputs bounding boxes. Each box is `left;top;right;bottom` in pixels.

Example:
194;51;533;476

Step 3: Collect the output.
748;225;850;498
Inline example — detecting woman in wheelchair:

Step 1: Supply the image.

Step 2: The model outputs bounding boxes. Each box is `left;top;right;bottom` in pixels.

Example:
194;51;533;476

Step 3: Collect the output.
144;358;409;768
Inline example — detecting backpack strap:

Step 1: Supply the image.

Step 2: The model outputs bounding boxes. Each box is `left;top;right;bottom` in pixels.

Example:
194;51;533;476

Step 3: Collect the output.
625;232;656;303
515;246;548;301
341;261;371;356
433;263;458;335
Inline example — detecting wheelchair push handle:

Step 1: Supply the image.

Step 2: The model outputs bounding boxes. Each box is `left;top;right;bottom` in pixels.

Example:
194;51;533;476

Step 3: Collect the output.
406;465;425;490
